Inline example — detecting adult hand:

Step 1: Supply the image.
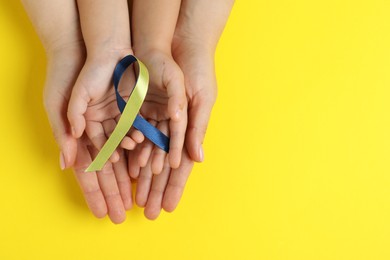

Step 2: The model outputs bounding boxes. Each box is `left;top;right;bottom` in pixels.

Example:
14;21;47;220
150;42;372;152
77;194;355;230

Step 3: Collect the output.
130;0;234;219
22;0;135;223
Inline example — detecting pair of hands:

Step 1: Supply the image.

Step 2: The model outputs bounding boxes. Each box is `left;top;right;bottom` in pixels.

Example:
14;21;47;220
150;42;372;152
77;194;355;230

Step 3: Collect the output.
44;21;216;223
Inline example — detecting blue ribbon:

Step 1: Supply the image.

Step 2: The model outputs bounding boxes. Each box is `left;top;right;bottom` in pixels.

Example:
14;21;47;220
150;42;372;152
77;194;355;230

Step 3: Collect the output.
113;55;170;152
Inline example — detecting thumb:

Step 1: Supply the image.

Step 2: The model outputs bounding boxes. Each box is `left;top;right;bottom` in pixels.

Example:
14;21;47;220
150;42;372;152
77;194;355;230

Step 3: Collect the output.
186;93;216;162
67;80;89;139
45;100;78;169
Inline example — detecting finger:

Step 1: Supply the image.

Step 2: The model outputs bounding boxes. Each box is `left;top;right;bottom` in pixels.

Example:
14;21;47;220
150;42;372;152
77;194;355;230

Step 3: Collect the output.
120;130;144;151
102;119;122;161
113;148;133;210
67;80;89;138
138;140;153;167
144;159;170;220
151;121;169;175
168;110;187;169
86;120;120;163
130;129;144;143
115;114;144;148
164;68;187;168
135;159;153;207
119;115;144;150
120;136;137;150
128;146;142;179
72;138;107;218
162;148;194;212
44;99;77;169
186;94;215;162
137;119;157;167
165;65;187;123
89;146;127;224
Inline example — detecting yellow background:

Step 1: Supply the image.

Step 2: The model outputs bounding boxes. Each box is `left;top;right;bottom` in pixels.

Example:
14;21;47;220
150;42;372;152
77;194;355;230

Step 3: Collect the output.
1;0;390;259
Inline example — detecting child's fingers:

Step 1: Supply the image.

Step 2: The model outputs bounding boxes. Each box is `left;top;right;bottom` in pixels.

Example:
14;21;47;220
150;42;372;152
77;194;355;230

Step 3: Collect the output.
138;140;153;167
144;159;170;220
113;148;133;211
165;66;187;123
165;72;187;168
128;147;142;179
162;148;194;213
186;94;215;163
72;138;107;219
67;83;89;138
86;120;120;163
137;119;157;167
135;159;153;207
151;121;169;174
89;146;126;224
120;128;144;150
130;129;144;143
168;112;187;169
121;137;137;150
117;110;144;150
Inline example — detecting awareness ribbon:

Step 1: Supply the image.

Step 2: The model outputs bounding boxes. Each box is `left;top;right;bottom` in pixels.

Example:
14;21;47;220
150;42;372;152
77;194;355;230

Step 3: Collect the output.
86;55;170;172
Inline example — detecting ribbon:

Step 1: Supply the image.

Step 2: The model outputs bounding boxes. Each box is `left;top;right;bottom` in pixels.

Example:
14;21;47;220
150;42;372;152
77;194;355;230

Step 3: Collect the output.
86;55;170;172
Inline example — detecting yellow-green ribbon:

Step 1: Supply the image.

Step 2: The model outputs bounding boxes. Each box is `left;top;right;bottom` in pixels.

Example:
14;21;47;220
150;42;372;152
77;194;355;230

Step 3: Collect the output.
85;55;149;172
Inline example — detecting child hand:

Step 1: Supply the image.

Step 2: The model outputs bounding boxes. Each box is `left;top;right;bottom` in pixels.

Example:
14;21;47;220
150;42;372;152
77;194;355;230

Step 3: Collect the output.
67;52;145;163
45;47;133;223
126;42;215;218
126;49;188;174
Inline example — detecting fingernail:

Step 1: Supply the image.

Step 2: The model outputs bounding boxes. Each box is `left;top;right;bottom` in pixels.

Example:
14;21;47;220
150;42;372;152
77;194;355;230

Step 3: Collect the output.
60;152;66;170
199;146;204;162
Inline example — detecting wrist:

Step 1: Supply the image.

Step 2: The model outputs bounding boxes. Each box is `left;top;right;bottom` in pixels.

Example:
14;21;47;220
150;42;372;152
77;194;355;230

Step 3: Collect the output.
46;40;86;64
133;41;171;58
173;27;219;53
172;38;214;62
86;47;134;65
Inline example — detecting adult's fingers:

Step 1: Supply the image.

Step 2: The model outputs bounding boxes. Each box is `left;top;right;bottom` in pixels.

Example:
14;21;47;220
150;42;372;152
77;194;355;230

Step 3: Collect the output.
144;159;170;220
113;148;133;210
89;146;127;224
72;138;107;219
135;159;153;207
162;148;194;212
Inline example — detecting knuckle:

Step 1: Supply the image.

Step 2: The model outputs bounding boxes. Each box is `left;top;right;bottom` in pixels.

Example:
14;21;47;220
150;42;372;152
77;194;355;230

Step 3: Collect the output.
83;187;102;197
74;164;91;173
151;186;165;194
188;125;207;137
90;133;107;146
103;190;121;199
99;165;115;176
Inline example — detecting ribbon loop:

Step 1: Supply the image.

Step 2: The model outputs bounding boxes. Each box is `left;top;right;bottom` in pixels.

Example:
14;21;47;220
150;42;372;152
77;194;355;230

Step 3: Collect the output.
85;55;169;172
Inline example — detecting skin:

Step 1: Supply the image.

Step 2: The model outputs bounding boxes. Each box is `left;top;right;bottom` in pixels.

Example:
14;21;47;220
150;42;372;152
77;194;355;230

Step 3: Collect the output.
22;0;135;224
69;0;140;161
131;0;235;220
131;0;188;171
22;0;234;222
173;0;235;163
69;0;150;223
